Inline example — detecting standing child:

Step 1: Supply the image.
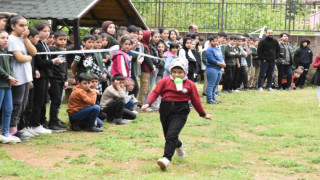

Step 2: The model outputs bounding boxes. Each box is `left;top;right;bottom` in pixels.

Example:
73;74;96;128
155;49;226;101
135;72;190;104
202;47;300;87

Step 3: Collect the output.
164;42;179;77
237;37;249;91
92;34;107;102
48;30;68;131
110;36;131;79
6;15;37;137
311;54;320;107
32;21;63;133
142;58;212;169
67;73;103;132
249;38;260;88
71;34;95;82
222;35;240;93
294;38;313;89
0;30;21;143
137;31;155;109
205;36;226;104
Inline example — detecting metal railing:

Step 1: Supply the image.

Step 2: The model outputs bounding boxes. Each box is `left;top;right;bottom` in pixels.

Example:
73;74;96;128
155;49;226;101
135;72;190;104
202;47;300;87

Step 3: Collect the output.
132;0;318;33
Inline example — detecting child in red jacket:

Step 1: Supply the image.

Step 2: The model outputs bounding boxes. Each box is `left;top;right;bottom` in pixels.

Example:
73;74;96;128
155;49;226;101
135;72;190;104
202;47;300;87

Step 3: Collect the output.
311;54;320;107
110;36;131;79
142;58;212;170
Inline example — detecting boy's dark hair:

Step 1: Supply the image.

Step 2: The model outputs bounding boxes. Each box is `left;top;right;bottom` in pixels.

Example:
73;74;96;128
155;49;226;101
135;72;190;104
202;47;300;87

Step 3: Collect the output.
34;21;51;31
90;27;100;35
185;32;192;38
188;25;193;32
120;36;132;45
83;34;95;42
230;35;238;40
100;33;108;38
240;36;246;41
112;74;125;82
78;73;92;83
50;30;54;36
208;35;217;41
169;42;179;50
136;27;143;32
93;34;102;40
90;73;99;80
127;25;138;33
28;27;39;38
117;30;129;39
199;37;204;42
242;33;250;38
253;38;260;42
54;30;67;38
280;32;290;37
218;31;227;37
190;33;199;40
5;15;25;33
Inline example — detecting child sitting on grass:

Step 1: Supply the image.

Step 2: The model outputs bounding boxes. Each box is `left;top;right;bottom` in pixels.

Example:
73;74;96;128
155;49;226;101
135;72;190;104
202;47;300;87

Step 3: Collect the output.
100;74;137;125
67;73;103;132
89;74;104;128
142;58;212;170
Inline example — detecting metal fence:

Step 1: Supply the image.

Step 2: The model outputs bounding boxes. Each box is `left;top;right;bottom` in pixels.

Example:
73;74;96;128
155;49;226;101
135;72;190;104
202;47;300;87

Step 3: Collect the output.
132;1;318;33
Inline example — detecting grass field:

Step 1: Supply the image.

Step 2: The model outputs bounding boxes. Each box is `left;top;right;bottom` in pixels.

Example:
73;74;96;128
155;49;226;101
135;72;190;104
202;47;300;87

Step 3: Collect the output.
0;86;320;180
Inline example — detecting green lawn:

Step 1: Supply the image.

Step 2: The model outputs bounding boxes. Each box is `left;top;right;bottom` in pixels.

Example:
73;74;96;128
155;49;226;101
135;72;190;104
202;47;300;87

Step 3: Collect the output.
1;86;320;179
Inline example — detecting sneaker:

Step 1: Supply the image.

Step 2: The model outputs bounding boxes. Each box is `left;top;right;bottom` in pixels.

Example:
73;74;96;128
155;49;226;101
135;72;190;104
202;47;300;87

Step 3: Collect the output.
221;90;229;93
113;118;128;125
85;126;103;132
286;87;291;91
258;87;264;92
57;120;67;128
176;141;185;158
202;93;207;96
48;124;67;132
234;89;240;93
0;135;21;144
207;101;218;104
266;88;274;92
33;125;52;134
157;157;170;170
145;108;153;112
18;129;34;137
132;111;139;115
13;132;29;142
26;127;39;136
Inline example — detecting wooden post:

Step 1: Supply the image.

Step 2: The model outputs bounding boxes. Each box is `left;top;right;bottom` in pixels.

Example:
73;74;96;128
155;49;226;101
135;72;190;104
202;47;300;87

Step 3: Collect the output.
73;18;81;50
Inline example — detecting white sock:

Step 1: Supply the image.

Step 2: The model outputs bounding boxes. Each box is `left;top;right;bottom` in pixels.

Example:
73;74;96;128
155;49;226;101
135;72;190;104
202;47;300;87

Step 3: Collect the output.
318;86;320;106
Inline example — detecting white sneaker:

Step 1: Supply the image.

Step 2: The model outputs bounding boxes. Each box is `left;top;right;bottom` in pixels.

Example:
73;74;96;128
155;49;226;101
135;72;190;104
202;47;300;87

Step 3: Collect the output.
26;127;39;136
234;89;240;93
145;108;153;112
19;128;34;137
157;157;170;169
33;125;52;134
266;88;274;92
0;135;21;143
176;141;185;158
258;87;263;92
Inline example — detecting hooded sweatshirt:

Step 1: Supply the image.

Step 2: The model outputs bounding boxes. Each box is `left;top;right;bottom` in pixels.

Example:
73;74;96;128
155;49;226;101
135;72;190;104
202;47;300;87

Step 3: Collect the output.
294;38;313;65
163;51;177;76
111;50;130;79
146;58;206;117
140;31;154;73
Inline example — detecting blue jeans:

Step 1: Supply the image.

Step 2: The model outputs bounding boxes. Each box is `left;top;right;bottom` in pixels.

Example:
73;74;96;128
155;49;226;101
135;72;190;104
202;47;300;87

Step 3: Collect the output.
145;68;159;104
125;98;135;111
70;105;100;127
96;117;103;128
206;68;222;103
258;61;276;89
0;88;13;136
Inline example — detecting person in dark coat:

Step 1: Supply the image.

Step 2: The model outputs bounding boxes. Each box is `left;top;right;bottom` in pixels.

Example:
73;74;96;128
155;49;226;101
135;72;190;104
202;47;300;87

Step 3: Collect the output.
293;38;313;89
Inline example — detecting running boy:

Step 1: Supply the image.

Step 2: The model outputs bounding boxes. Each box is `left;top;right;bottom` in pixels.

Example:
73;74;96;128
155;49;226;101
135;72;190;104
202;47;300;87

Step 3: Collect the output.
142;58;212;170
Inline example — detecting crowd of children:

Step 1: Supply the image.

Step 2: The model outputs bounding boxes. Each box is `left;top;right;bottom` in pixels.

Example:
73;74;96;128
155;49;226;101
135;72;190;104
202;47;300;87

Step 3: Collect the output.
0;12;319;169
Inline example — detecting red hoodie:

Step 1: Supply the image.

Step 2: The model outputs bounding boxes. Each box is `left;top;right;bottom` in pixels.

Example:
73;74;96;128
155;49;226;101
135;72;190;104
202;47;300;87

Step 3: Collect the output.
111;50;130;79
140;31;154;73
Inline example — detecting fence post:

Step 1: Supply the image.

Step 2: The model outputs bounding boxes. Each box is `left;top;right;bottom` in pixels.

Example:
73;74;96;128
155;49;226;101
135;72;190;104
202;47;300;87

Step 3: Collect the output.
221;0;225;31
158;0;161;29
288;1;292;33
